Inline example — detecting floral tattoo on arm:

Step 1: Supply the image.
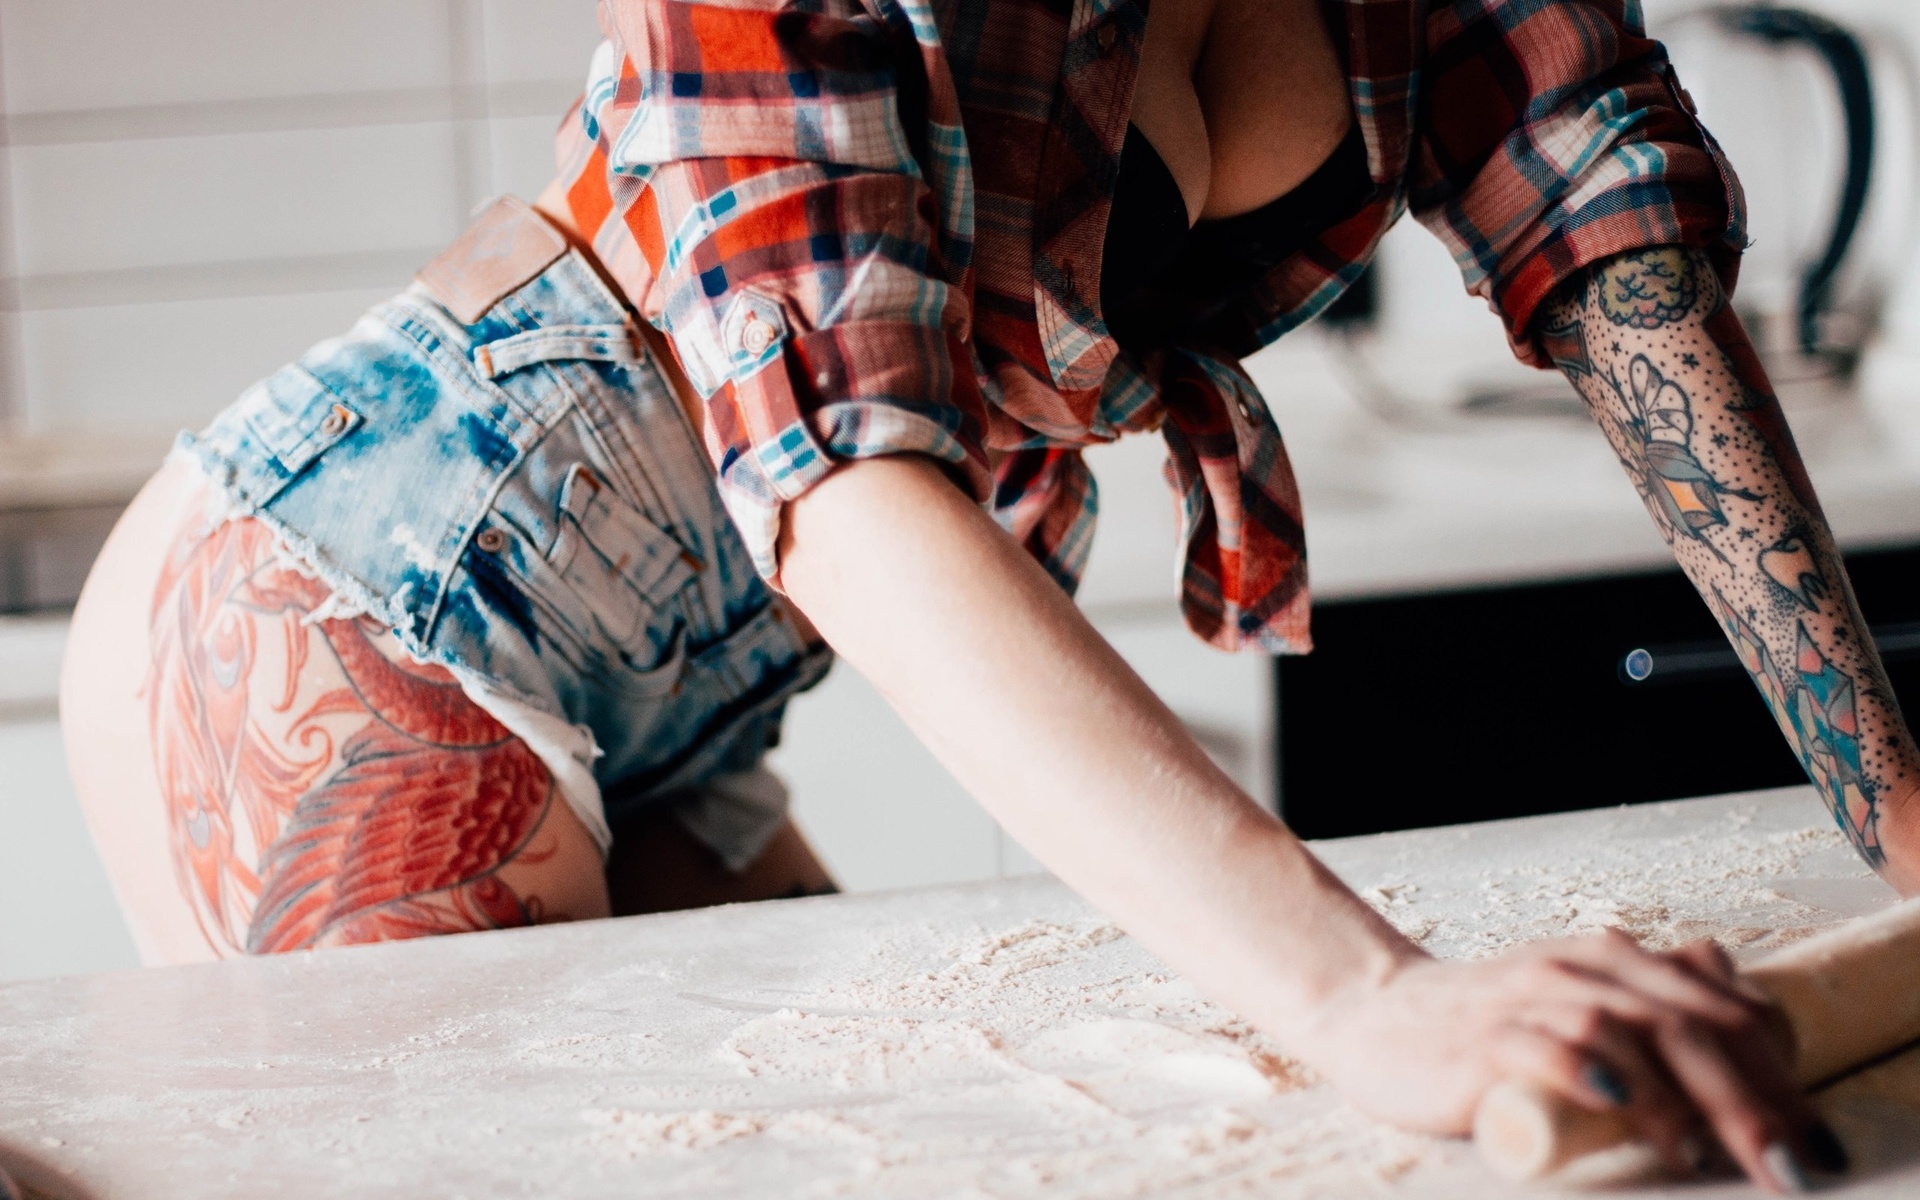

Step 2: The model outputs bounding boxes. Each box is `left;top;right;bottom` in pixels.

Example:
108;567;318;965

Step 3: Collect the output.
1540;247;1916;867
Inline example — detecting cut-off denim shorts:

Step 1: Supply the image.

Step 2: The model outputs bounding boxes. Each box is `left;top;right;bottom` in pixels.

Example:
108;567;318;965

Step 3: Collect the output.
177;198;833;866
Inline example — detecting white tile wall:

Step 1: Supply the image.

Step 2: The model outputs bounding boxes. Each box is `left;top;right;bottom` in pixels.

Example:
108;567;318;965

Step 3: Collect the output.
19;288;394;432
488;112;572;203
481;0;608;83
10;125;466;277
0;6;610;980
0;1;457;113
0;0;606;439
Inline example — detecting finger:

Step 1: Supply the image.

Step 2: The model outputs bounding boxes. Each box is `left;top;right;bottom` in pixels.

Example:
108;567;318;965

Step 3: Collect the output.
1648;944;1807;1119
1488;1022;1626;1114
1664;938;1775;1011
1512;956;1687;1031
1659;939;1821;1169
1523;1003;1698;1171
1664;947;1795;1083
1552;930;1763;1028
1650;1012;1816;1193
1713;1012;1844;1179
1547;947;1841;1187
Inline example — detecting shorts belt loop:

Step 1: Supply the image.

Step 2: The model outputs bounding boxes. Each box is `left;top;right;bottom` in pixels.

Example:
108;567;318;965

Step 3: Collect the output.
475;325;642;379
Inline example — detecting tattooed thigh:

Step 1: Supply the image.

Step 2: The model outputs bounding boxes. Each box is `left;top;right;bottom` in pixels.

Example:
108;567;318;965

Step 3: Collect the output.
147;511;610;956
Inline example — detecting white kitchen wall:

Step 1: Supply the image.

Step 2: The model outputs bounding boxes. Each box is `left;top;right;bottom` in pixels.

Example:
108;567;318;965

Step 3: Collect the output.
0;0;599;439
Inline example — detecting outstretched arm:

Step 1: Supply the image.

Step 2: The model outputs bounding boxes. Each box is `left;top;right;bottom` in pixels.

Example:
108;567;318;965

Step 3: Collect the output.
774;454;1822;1186
1540;246;1920;888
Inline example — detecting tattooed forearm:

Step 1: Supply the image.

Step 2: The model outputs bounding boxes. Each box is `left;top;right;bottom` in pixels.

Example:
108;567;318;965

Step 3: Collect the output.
1539;247;1919;874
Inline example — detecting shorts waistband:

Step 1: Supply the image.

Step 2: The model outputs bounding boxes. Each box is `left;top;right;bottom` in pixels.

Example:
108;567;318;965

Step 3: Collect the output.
390;197;637;370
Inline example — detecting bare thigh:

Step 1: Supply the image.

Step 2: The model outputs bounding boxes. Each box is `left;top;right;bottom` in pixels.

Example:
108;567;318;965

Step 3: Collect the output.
62;459;610;963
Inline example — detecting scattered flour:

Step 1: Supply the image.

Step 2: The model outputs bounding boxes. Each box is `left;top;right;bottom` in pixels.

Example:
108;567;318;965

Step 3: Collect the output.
1357;814;1865;960
606;918;1439;1197
591;806;1885;1197
10;794;1913;1199
581;1107;868;1157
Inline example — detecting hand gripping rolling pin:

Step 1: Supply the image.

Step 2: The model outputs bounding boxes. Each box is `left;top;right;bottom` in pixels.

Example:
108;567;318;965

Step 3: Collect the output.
1473;896;1920;1181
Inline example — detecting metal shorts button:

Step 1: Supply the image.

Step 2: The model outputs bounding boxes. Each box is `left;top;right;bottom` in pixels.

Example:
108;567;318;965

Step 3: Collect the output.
742;316;778;356
319;404;353;437
475;527;508;554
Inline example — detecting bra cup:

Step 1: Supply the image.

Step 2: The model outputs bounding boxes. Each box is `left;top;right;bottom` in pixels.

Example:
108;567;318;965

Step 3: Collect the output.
1103;121;1374;353
1100;124;1194;348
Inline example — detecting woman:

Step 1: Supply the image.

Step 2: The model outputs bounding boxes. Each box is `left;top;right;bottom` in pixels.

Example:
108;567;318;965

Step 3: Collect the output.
62;0;1915;1187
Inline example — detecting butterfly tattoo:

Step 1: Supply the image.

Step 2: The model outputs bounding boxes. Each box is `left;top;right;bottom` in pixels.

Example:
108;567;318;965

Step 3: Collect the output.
1604;355;1755;559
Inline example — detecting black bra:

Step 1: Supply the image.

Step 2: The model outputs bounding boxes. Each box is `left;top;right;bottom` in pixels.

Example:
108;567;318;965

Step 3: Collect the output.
1100;120;1372;352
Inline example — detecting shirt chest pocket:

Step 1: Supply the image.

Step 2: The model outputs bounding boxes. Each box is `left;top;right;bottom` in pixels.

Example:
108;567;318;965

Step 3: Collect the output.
547;463;700;667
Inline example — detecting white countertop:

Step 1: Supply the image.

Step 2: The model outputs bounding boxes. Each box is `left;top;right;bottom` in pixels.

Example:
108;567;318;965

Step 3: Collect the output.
1076;333;1920;610
4;786;1918;1199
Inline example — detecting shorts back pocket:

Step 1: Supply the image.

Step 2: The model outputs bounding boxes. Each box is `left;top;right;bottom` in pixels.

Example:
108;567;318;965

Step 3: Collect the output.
548;463;699;661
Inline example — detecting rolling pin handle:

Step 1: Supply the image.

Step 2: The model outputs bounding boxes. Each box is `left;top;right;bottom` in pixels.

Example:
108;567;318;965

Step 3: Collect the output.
1473;898;1920;1181
1473;1079;1638;1181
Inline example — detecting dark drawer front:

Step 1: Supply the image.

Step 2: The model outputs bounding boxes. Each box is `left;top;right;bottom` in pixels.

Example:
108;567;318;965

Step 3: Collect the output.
1275;544;1920;840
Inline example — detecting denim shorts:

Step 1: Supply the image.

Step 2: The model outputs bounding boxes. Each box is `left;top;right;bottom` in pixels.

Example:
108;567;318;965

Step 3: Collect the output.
177;198;832;865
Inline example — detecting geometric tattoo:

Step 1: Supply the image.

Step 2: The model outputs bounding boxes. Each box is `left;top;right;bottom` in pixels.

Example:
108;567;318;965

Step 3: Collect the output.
1717;590;1881;862
147;512;556;954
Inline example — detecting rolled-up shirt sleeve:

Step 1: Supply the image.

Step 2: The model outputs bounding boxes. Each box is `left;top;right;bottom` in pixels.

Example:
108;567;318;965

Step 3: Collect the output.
571;0;990;579
1407;0;1747;366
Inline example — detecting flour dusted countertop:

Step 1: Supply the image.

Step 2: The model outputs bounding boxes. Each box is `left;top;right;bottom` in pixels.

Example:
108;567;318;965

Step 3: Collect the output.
5;787;1920;1199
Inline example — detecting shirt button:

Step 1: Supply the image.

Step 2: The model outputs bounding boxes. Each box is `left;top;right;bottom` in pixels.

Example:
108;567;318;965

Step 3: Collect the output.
742;316;778;355
319;405;352;437
475;527;508;554
1096;23;1118;54
1236;399;1254;421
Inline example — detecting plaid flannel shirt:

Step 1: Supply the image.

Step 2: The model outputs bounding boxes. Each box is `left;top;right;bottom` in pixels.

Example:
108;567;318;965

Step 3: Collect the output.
557;0;1744;652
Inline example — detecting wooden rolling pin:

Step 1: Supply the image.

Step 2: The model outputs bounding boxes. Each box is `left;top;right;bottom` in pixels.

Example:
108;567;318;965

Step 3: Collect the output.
1474;896;1920;1181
